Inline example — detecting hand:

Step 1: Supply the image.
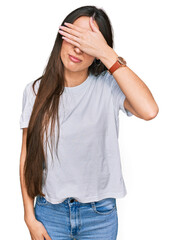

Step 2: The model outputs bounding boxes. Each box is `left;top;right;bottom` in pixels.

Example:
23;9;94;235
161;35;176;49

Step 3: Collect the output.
58;17;109;59
25;217;52;240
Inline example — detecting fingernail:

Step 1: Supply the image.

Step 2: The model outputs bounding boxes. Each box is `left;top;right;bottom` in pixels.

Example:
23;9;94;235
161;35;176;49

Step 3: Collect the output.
92;13;96;20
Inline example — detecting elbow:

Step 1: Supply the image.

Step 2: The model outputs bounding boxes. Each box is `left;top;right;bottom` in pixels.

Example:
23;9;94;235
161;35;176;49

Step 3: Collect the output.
144;105;159;121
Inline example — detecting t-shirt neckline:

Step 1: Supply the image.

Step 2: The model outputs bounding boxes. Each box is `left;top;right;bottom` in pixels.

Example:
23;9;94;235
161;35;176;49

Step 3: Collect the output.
64;72;92;94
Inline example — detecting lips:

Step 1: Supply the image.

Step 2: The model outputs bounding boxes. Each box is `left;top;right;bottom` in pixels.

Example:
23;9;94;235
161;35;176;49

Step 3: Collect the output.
69;55;82;63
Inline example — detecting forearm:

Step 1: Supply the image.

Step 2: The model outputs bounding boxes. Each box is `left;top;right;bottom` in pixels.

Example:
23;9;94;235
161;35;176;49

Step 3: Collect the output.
99;46;159;119
19;150;35;222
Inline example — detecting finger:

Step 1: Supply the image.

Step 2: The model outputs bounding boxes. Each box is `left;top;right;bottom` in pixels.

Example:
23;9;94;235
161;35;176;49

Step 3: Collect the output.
30;232;34;240
58;30;80;44
89;17;100;32
43;231;52;240
29;232;33;239
59;25;81;38
64;22;84;33
61;36;81;48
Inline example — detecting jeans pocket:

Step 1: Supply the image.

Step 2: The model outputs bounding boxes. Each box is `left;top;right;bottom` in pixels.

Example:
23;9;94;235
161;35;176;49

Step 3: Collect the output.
36;195;50;206
91;198;117;215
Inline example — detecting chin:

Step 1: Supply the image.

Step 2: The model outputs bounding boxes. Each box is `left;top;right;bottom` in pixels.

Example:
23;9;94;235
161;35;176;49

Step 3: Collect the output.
64;65;83;73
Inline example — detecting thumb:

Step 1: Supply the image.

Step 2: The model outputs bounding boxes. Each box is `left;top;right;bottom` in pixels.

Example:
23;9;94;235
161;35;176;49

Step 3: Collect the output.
89;16;99;32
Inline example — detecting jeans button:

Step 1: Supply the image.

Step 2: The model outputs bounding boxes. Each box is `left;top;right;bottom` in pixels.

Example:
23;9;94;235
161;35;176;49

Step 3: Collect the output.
70;199;74;203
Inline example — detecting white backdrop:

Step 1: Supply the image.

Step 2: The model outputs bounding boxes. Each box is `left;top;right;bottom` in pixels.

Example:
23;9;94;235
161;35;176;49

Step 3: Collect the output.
0;0;177;239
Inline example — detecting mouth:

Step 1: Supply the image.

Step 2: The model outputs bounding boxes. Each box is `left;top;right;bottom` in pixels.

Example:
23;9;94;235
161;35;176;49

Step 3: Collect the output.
69;55;82;63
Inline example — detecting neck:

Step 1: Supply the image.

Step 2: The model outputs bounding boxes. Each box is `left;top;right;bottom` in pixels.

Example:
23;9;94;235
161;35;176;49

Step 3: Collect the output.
64;69;89;87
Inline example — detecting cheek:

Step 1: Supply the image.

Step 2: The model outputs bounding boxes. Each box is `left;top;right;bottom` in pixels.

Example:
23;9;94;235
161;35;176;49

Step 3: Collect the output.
61;41;70;54
84;55;95;65
60;43;71;63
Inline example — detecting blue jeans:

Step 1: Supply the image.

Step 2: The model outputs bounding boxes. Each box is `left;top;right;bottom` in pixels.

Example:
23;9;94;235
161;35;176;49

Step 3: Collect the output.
34;195;118;240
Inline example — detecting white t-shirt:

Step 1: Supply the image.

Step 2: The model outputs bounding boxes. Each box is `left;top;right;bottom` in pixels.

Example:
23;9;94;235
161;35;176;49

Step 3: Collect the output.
20;70;133;204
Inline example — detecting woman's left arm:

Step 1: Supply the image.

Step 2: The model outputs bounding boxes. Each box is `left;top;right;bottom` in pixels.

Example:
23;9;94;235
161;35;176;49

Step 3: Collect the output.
58;18;159;120
99;46;159;120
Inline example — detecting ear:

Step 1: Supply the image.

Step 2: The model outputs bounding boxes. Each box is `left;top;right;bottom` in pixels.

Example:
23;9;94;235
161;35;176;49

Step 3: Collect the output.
89;16;99;32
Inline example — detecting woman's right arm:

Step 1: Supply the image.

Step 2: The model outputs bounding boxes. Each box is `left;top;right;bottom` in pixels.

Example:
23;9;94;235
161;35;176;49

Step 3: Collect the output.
19;128;52;240
19;128;35;223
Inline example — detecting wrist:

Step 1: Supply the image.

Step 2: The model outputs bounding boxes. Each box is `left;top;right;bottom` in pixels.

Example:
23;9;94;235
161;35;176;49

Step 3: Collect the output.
99;46;118;69
24;214;36;224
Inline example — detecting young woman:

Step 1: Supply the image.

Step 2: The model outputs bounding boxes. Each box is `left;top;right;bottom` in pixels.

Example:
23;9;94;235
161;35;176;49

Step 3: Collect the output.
19;5;159;240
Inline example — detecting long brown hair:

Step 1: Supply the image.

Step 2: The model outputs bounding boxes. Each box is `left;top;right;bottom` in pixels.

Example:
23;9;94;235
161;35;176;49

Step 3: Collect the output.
24;5;114;199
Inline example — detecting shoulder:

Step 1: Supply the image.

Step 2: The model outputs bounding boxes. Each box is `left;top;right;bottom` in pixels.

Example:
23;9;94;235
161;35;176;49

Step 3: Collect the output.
23;79;41;98
96;70;110;80
96;70;116;88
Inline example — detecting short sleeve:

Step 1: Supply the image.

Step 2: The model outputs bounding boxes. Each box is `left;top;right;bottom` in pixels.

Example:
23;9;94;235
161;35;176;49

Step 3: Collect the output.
105;71;133;117
19;81;37;129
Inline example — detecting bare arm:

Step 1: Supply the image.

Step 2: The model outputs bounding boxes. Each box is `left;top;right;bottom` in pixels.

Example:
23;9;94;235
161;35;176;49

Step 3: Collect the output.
19;128;52;240
19;128;35;223
99;46;159;120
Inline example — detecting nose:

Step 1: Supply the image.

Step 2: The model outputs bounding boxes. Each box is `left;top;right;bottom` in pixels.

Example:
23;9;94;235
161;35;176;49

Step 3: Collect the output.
74;46;83;54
